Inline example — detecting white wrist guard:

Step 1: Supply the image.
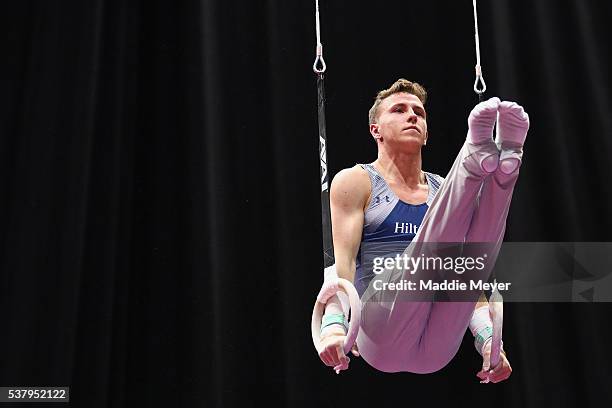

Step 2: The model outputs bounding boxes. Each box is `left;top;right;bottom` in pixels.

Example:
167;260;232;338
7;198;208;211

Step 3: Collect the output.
470;306;493;355
319;265;349;337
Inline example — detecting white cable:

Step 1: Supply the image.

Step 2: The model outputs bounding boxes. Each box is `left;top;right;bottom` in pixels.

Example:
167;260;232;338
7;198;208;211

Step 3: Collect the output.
473;0;486;94
313;0;326;74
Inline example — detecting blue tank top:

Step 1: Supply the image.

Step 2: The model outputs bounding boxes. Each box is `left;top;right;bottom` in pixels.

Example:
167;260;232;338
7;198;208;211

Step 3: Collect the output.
354;164;445;297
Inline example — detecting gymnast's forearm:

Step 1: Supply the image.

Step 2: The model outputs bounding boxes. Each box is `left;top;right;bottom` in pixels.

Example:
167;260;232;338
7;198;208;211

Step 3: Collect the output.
334;256;356;283
323;258;356;317
475;291;488;310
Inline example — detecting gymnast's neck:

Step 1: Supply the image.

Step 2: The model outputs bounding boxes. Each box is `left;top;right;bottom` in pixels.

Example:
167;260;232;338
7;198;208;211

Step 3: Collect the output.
373;146;425;188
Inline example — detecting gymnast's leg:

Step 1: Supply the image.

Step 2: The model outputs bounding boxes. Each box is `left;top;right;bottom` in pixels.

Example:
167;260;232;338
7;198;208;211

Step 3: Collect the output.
412;101;530;372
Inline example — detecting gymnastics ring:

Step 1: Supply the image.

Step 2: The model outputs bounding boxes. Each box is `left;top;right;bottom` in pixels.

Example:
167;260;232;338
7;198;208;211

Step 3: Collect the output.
489;288;504;368
311;278;361;355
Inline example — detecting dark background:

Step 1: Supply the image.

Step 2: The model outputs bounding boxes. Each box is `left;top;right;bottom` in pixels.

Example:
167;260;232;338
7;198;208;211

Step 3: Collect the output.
1;0;612;406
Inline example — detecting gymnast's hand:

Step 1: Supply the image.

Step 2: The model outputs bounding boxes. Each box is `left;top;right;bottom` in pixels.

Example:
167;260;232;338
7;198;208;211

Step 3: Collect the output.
318;325;360;373
477;341;512;383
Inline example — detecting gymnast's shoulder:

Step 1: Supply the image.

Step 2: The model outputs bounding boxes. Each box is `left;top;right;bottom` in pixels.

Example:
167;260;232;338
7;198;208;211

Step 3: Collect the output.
330;165;371;210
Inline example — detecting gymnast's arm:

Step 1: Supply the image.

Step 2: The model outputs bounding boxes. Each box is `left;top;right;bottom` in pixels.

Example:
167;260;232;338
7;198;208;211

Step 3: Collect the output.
330;166;370;284
472;292;512;382
317;166;370;369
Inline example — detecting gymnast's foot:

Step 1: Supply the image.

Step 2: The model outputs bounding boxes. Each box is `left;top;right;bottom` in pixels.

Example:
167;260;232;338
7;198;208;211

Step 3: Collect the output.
495;101;530;174
466;97;501;173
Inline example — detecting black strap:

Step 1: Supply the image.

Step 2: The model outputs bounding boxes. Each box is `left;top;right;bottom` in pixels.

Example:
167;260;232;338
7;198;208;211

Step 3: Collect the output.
317;74;335;268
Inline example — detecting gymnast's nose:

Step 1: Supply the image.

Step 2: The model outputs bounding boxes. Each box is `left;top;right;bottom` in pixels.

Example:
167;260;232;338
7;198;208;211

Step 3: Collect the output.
407;109;418;123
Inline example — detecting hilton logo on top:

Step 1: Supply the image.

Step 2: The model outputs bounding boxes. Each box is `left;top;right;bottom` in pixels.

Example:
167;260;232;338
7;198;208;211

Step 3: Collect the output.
395;222;418;235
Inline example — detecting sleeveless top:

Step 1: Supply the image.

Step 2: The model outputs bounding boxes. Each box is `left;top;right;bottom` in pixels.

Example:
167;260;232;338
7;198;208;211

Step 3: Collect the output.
354;164;445;297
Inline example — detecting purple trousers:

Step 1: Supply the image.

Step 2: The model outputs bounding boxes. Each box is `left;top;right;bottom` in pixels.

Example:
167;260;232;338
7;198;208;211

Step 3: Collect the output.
356;140;520;373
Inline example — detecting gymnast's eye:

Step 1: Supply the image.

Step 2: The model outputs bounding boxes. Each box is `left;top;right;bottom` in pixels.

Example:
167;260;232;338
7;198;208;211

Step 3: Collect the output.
393;106;404;113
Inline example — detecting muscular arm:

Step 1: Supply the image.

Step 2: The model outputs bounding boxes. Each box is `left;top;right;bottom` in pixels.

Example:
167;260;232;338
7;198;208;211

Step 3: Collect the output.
317;166;370;370
329;166;371;283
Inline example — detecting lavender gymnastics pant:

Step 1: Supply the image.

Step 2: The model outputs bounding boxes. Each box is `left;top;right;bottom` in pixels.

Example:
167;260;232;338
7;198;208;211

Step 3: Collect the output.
356;140;521;373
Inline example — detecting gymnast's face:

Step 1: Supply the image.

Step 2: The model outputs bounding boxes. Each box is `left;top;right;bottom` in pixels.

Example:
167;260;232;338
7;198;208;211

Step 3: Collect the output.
370;92;428;152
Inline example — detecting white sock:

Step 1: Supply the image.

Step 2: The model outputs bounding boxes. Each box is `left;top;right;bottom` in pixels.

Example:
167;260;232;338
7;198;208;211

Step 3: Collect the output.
467;97;501;173
495;101;530;174
467;97;500;145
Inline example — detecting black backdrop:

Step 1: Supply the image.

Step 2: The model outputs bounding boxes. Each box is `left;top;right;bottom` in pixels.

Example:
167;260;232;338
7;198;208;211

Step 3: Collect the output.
2;0;612;407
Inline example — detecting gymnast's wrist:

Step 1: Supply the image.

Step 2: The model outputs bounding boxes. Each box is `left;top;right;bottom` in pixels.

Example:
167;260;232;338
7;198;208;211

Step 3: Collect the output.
474;326;493;355
320;324;346;339
320;313;348;338
478;334;505;357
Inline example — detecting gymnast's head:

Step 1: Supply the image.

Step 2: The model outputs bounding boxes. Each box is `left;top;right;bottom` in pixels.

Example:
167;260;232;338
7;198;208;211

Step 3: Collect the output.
368;78;428;152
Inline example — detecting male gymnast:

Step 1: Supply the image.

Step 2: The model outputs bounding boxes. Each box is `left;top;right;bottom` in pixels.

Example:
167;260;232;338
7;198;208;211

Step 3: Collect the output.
317;79;529;382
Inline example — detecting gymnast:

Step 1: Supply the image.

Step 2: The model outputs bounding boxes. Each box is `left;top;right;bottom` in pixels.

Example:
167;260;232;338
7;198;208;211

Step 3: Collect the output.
315;79;529;382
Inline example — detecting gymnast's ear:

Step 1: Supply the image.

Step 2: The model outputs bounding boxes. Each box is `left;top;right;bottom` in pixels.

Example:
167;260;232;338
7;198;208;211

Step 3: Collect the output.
370;123;382;141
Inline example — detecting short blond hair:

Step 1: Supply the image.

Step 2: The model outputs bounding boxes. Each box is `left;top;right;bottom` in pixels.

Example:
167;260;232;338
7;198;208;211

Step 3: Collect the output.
368;79;428;124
